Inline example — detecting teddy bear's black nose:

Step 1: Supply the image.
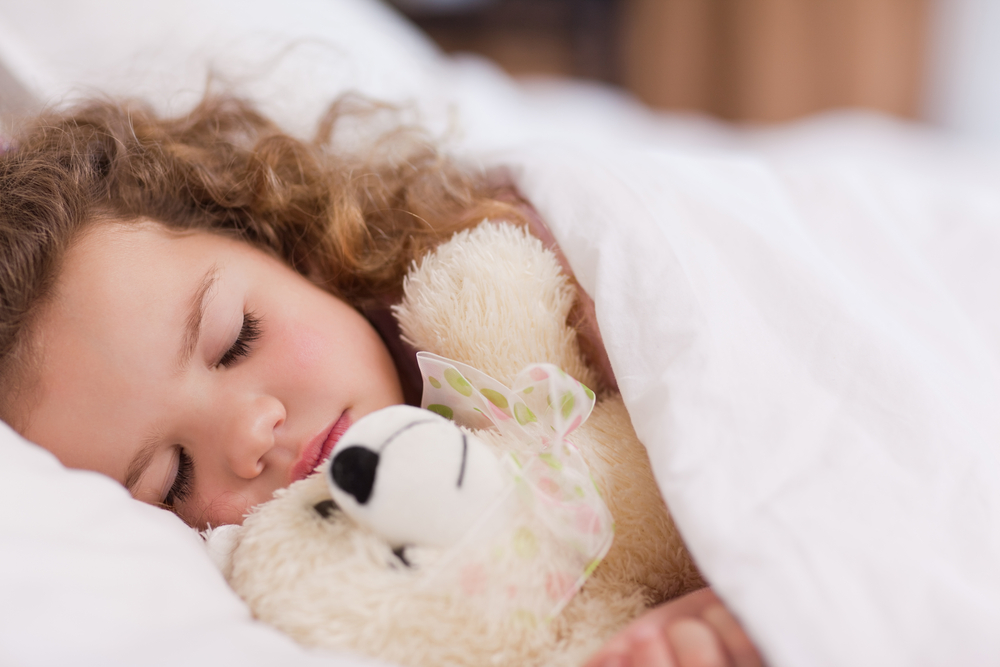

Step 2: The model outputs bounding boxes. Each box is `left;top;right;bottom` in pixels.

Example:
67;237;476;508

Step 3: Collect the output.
329;446;380;505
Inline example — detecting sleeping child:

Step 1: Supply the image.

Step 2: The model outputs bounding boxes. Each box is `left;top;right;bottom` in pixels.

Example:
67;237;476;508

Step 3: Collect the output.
0;94;763;667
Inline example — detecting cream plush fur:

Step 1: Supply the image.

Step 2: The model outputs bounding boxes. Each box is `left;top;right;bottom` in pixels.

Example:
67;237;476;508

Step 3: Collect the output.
210;222;703;667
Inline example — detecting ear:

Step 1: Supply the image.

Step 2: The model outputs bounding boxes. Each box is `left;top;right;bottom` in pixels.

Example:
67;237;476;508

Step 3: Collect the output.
202;524;244;580
394;221;597;390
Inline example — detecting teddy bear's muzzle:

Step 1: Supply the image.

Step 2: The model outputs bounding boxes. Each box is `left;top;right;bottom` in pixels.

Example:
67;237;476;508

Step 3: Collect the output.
324;405;509;549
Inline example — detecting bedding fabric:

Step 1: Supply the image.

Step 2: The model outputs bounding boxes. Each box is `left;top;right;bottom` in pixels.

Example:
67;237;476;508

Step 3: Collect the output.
0;422;393;667
502;138;1000;667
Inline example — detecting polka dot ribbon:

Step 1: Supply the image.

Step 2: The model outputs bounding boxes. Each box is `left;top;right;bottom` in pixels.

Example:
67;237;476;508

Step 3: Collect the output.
417;351;615;622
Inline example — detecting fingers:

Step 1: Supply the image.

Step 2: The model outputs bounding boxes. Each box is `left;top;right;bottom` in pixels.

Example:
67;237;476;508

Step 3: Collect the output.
667;619;728;667
583;588;765;667
584;617;726;667
581;618;673;667
630;622;677;667
701;604;763;667
582;624;676;667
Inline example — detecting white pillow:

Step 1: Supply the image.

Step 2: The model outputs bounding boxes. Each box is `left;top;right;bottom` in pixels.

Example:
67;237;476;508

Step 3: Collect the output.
0;420;397;666
0;0;444;136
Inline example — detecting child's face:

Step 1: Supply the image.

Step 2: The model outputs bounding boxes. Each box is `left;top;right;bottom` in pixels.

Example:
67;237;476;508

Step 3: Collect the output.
21;221;403;529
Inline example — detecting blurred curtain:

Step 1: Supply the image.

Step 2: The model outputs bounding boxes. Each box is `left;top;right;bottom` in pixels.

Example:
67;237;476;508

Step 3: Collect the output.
621;0;929;122
924;0;1000;143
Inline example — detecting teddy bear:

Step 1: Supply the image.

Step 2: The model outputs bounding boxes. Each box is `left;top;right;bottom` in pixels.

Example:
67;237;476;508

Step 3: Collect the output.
205;221;704;667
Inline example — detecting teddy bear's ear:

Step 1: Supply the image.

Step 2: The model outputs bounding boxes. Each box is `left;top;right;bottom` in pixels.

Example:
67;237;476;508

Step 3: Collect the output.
394;221;597;390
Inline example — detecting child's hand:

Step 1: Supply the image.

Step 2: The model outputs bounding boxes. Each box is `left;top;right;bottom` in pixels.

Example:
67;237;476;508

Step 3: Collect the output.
584;587;764;667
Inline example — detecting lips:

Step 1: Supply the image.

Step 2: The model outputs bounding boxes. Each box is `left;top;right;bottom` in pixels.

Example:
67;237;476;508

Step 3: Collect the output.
291;411;352;483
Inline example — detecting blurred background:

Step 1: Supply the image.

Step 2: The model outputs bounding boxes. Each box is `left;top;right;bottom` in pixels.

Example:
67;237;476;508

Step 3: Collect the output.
388;0;1000;141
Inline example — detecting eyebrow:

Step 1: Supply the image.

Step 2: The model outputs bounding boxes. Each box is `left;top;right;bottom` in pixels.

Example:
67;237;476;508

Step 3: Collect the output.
178;265;219;369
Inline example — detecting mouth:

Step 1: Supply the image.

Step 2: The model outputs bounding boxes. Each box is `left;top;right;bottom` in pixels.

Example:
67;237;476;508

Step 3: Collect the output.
291;411;352;483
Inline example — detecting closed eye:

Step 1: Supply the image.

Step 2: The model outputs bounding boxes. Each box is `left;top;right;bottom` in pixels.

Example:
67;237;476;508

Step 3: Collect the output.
163;447;194;508
392;546;412;568
218;312;261;368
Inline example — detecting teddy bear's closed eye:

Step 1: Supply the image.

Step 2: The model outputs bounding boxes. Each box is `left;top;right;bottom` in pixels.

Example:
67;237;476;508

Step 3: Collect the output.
312;499;338;519
391;546;412;568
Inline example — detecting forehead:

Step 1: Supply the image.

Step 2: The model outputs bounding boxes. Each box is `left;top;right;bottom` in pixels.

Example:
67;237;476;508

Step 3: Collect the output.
41;222;221;373
59;221;219;311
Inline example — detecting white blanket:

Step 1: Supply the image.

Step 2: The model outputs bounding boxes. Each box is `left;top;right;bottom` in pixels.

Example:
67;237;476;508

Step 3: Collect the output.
503;140;1000;667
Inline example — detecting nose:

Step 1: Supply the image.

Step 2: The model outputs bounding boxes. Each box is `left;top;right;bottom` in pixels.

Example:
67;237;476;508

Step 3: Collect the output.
224;394;286;479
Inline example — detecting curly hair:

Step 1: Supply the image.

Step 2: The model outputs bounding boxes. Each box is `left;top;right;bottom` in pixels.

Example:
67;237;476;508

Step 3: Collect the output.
0;94;526;424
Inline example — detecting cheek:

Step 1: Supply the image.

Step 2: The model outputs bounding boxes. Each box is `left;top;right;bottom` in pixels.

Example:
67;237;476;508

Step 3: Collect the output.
186;489;258;529
281;325;329;373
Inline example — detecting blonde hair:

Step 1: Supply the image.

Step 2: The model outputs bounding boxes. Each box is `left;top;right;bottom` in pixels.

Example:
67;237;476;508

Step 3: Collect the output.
0;94;525;424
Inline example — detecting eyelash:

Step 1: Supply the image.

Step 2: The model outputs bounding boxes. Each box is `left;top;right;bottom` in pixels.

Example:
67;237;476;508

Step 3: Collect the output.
164;447;193;508
218;312;262;368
